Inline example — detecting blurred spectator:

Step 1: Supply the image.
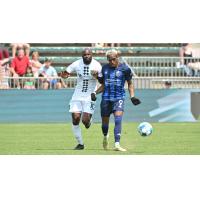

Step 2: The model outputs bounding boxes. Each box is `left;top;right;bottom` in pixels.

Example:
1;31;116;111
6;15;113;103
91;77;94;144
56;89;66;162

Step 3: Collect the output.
57;72;67;88
0;44;9;60
179;43;200;76
92;43;105;48
127;43;134;53
92;43;105;54
38;58;61;90
165;81;172;89
23;66;35;89
10;43;30;57
0;58;11;89
10;48;30;88
0;44;10;89
29;51;42;77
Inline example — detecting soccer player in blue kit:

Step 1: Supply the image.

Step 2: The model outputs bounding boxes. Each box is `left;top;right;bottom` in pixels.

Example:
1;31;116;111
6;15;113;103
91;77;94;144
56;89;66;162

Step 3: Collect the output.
91;49;141;151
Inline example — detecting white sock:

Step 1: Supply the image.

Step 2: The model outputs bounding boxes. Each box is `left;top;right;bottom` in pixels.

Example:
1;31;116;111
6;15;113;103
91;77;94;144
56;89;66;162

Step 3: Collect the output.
72;125;83;145
104;134;109;139
115;142;120;147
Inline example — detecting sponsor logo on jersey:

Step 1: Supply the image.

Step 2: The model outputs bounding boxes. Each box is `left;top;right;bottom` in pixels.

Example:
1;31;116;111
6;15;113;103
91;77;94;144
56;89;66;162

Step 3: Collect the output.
115;70;122;77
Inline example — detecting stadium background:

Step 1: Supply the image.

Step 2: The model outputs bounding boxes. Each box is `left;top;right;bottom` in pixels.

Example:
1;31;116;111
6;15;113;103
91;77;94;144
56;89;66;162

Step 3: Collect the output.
1;43;200;123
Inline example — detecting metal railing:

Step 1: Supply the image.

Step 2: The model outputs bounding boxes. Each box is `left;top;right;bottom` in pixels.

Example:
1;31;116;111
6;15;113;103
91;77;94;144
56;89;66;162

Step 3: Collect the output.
0;76;200;90
0;77;67;90
133;77;200;89
126;57;200;77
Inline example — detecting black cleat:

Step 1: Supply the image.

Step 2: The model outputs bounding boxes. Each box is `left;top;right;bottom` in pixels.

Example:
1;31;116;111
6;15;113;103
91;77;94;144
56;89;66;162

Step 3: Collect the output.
74;144;84;150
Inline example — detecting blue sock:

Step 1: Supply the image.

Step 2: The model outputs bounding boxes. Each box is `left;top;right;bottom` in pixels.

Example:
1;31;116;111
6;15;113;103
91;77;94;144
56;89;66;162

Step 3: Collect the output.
102;124;109;136
114;116;122;143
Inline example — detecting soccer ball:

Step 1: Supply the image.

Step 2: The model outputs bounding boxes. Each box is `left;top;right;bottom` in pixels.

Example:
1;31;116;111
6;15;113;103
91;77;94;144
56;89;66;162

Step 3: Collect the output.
138;122;153;136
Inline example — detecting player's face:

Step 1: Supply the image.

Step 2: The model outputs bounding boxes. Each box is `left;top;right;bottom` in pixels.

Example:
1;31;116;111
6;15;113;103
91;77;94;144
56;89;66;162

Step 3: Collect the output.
107;54;119;67
82;50;92;65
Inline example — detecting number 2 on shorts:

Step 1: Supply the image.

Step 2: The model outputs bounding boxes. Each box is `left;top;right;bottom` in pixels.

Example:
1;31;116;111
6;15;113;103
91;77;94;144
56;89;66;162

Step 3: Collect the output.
118;100;123;108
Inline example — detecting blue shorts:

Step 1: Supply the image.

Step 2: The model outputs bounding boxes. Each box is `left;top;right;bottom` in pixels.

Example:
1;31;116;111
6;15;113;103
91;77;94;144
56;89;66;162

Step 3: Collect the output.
50;79;57;85
100;99;125;117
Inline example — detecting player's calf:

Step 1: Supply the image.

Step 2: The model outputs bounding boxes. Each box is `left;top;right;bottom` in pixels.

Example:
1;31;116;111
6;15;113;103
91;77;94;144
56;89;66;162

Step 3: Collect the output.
82;118;92;129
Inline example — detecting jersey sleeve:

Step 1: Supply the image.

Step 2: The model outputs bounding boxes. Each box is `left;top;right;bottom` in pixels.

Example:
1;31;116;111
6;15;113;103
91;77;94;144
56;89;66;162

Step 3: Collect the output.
66;62;76;73
125;66;133;81
96;62;102;73
97;66;104;84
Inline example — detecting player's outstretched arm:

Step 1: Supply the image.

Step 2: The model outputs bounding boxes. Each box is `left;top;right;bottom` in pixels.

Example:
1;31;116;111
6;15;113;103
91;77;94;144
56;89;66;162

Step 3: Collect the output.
59;71;70;78
127;80;141;105
91;84;104;101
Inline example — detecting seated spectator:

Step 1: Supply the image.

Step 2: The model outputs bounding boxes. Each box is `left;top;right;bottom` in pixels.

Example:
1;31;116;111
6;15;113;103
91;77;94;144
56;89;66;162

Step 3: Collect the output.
57;72;67;88
0;44;10;89
0;58;11;90
0;44;9;60
91;43;106;54
23;66;35;89
179;43;200;76
29;51;42;77
92;43;105;48
38;58;62;90
127;43;134;53
10;48;30;88
10;43;30;57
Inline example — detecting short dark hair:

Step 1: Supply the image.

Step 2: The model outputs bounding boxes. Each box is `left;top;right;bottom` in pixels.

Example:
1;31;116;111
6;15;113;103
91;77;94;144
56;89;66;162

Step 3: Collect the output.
44;57;52;62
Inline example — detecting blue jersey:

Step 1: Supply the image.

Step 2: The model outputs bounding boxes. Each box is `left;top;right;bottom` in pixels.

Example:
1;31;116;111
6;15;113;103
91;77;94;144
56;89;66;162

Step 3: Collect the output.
101;63;133;101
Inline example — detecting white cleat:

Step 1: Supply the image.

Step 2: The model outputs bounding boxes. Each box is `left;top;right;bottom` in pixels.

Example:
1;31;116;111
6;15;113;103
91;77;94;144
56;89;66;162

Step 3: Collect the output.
114;144;127;152
103;136;109;150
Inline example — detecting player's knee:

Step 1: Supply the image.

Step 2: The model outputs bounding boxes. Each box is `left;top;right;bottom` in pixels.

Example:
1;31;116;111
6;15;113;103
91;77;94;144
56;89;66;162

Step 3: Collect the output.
82;118;90;126
72;117;80;125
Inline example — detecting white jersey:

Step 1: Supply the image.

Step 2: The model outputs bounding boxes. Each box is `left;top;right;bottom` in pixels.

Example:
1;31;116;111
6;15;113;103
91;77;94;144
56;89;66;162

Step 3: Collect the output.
66;58;102;101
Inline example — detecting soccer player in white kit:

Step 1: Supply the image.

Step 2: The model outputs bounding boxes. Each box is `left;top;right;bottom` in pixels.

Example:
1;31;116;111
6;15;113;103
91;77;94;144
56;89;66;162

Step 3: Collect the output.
62;48;102;150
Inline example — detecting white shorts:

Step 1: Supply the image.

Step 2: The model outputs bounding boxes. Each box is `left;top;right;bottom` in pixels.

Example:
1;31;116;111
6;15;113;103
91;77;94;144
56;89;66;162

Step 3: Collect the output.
69;100;96;114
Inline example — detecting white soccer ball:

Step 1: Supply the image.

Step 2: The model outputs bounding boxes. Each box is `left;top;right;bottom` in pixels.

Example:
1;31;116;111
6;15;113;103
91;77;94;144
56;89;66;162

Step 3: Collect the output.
138;122;153;136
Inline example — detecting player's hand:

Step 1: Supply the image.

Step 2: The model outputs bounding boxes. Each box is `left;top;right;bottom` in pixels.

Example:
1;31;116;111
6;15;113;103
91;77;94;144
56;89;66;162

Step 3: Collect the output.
60;71;70;78
131;97;141;105
90;70;98;79
91;92;97;101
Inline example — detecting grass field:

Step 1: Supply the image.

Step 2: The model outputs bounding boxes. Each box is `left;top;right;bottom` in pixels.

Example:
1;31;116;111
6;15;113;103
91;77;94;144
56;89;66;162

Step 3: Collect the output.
0;122;200;155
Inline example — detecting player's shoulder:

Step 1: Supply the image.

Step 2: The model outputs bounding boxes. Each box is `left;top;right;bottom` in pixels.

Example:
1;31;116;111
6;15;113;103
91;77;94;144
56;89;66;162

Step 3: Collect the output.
120;62;129;69
91;58;102;67
120;62;132;72
102;63;109;69
68;59;82;69
73;59;82;66
91;58;100;64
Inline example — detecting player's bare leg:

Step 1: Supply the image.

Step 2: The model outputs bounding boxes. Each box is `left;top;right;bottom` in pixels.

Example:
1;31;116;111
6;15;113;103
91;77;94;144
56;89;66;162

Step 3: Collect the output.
82;113;92;129
72;113;84;150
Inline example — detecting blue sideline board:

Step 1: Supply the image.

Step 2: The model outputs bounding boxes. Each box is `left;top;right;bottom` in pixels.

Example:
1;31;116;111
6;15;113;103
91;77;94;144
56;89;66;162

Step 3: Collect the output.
0;89;199;123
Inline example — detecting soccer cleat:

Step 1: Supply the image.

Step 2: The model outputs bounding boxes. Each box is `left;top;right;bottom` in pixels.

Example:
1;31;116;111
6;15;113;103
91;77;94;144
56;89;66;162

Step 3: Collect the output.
74;144;84;150
114;144;127;152
103;136;109;150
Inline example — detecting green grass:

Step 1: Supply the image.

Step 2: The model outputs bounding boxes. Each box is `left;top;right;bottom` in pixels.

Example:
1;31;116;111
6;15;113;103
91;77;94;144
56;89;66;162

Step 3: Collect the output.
0;122;200;155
